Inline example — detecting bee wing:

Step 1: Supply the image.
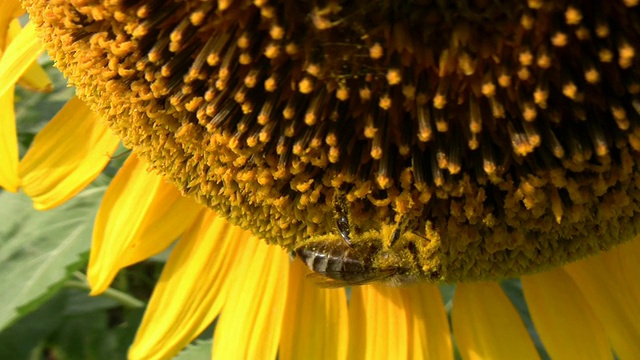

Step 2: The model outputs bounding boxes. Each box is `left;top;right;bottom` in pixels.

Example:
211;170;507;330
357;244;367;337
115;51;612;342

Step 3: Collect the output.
305;268;402;288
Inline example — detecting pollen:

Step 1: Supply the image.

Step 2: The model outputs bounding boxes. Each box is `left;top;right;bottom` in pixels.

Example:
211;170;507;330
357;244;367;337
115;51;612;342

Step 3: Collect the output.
23;0;640;283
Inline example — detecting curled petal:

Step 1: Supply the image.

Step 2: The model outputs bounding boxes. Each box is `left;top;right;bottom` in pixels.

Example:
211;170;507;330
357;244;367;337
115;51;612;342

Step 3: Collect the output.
88;154;202;294
0;0;22;51
0;21;41;99
19;96;120;209
6;19;52;93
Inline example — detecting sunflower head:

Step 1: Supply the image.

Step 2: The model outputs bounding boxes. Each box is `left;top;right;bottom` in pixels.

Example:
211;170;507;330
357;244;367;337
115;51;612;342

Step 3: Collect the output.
23;0;640;282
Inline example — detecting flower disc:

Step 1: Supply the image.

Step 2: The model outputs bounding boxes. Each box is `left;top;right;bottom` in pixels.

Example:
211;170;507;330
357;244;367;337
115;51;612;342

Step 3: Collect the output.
23;0;640;281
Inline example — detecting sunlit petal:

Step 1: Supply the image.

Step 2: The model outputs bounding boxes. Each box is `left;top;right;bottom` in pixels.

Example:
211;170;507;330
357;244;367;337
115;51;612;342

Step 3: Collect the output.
129;210;248;360
279;259;348;360
88;154;202;294
522;268;612;360
348;285;409;360
565;241;640;359
0;0;22;51
0;21;41;99
0;86;18;192
7;19;52;93
401;284;453;359
212;240;289;359
453;282;539;360
19;96;120;209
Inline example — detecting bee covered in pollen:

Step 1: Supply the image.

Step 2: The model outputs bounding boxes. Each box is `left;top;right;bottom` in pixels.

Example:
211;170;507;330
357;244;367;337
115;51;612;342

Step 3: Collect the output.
294;201;443;287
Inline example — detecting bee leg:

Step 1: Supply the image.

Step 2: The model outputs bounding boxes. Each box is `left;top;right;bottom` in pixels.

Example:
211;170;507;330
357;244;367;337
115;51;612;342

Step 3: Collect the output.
389;215;410;247
333;191;353;247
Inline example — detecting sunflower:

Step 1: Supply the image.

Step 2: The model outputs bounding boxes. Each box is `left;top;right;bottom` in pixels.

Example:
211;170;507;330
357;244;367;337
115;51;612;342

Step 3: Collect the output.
3;0;640;358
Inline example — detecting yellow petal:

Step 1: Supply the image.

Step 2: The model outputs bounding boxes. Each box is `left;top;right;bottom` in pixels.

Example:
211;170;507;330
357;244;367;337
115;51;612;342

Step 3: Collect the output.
452;282;539;360
0;0;22;51
0;21;42;99
212;240;290;359
279;259;348;360
88;154;202;294
0;86;18;192
129;210;248;360
522;268;612;360
348;285;409;360
564;241;640;359
401;284;453;359
19;96;120;209
7;19;52;93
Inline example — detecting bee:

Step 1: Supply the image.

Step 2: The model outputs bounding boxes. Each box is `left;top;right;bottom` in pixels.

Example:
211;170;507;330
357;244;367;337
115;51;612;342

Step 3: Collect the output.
294;201;436;287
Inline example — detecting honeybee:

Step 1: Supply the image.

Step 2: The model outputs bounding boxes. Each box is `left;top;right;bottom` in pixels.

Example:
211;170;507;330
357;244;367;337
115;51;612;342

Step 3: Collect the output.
294;201;439;287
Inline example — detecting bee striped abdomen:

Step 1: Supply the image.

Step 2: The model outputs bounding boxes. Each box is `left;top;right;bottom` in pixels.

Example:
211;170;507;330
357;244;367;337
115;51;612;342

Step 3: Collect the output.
296;240;370;280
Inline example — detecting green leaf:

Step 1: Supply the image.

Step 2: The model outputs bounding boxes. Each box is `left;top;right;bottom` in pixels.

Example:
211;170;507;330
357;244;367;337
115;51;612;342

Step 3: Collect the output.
0;186;105;331
0;290;67;360
175;339;213;360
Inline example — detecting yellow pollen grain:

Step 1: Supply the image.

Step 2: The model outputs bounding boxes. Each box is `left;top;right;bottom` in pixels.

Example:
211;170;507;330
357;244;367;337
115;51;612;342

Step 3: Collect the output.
551;32;568;47
537;54;552;68
523;104;537;121
517;67;531;80
498;74;511;87
298;77;314;94
237;34;250;49
562;82;578;100
359;87;371;101
260;5;276;18
595;24;610;38
370;146;383;160
285;42;299;55
520;13;534;30
433;94;446;109
369;42;383;59
218;0;232;11
527;0;543;9
306;63;322;77
239;53;252;64
264;43;280;58
379;95;392;110
190;11;206;25
264;77;277;92
565;6;582;25
364;125;377;139
599;49;614;63
481;82;496;97
136;5;150;18
585;68;600;83
336;87;349;101
282;106;295;120
386;69;402;85
624;0;639;6
269;24;285;40
534;88;548;107
519;50;533;66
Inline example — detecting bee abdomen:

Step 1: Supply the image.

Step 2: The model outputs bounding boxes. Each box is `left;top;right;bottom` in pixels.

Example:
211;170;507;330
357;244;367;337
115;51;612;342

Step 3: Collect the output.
296;241;370;281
